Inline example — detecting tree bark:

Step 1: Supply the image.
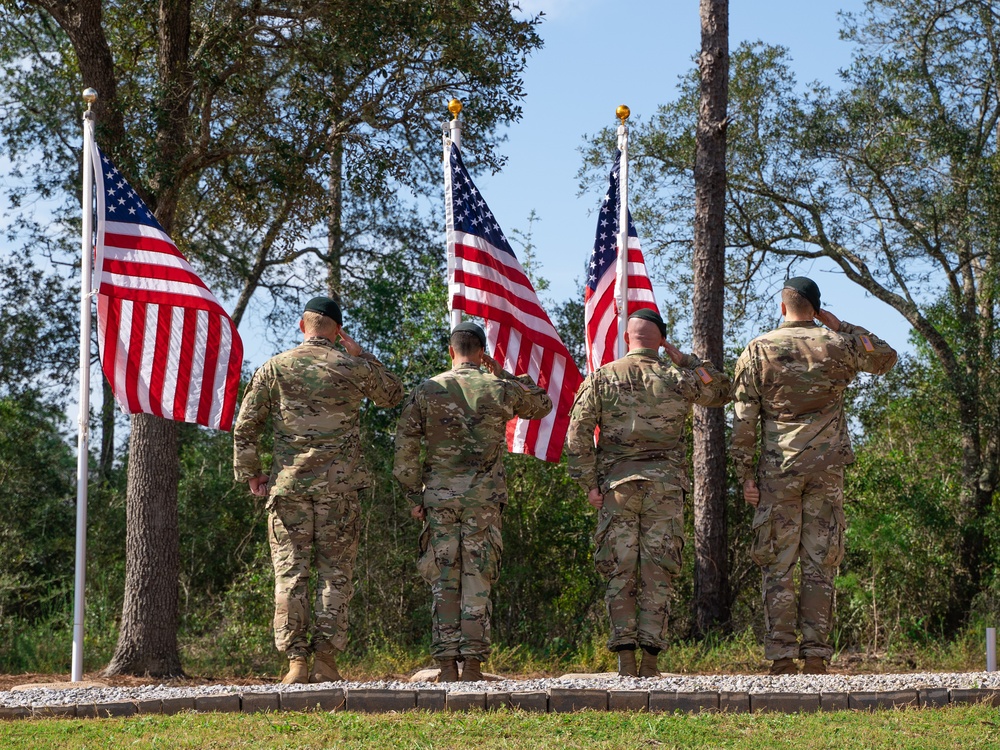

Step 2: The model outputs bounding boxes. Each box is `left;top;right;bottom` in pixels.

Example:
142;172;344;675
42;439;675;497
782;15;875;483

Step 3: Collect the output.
692;0;730;635
103;413;183;677
327;126;344;300
98;378;115;482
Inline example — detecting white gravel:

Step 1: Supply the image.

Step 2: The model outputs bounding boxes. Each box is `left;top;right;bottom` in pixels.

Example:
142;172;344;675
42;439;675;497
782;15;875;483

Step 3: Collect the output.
3;671;1000;709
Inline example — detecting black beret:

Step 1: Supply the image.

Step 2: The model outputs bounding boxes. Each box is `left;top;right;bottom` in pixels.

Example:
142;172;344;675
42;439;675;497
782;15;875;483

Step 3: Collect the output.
304;296;342;326
451;321;487;348
628;307;666;338
783;276;821;313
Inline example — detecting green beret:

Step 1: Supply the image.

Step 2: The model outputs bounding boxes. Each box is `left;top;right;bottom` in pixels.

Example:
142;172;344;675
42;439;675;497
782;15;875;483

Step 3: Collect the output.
304;296;342;326
783;276;821;313
451;321;487;348
628;307;666;337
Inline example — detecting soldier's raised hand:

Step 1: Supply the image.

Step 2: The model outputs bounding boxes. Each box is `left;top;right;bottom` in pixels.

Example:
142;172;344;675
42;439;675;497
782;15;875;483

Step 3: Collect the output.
338;329;363;357
662;340;686;366
481;353;504;377
815;308;842;332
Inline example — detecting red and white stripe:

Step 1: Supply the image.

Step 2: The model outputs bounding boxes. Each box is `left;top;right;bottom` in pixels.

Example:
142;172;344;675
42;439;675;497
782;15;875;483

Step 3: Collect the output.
584;239;658;374
92;142;243;430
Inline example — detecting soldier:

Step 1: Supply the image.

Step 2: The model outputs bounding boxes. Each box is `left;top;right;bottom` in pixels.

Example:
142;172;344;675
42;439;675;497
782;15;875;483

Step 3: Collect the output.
393;322;552;682
731;277;897;675
233;296;403;684
565;309;731;678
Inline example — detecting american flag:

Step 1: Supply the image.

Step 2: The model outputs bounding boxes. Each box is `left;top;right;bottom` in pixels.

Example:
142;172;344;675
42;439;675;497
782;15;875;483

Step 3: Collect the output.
445;142;583;462
584;150;658;374
91;144;243;430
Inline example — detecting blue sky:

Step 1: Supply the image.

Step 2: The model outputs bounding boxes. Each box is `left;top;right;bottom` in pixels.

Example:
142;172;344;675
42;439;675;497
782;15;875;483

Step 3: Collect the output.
460;0;912;356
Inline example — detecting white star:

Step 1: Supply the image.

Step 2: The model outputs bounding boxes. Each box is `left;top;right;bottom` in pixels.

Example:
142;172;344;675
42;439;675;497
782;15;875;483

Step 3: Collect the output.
108;205;116;213
128;207;136;215
107;187;115;196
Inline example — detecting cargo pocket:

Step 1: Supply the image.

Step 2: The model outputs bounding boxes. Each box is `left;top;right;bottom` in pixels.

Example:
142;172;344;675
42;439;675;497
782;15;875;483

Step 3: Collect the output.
482;523;504;586
811;504;847;568
592;509;616;580
749;504;776;567
653;516;685;576
416;523;439;584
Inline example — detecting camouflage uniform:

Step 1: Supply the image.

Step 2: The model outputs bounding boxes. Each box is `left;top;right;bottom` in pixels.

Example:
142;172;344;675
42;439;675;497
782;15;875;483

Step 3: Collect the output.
565;348;731;652
233;336;403;658
393;363;552;661
731;321;897;660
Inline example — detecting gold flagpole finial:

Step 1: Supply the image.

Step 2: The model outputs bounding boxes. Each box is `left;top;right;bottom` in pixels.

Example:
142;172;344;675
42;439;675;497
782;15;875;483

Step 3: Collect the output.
448;98;463;120
83;88;98;111
616;104;630;124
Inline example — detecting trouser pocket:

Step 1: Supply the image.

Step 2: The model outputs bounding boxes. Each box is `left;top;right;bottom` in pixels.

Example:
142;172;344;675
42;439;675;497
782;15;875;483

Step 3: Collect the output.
750;503;776;567
416;523;440;584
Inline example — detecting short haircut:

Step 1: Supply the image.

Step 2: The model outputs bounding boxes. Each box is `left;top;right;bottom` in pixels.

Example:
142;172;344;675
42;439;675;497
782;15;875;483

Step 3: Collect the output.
782;287;815;316
302;310;339;336
450;330;484;357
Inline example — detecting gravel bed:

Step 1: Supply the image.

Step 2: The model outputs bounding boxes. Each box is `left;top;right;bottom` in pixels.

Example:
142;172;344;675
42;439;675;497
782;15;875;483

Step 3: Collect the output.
3;671;1000;709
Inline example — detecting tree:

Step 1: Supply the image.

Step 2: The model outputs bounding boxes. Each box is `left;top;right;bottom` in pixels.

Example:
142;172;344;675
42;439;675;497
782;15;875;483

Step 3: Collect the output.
608;0;1000;625
691;0;730;635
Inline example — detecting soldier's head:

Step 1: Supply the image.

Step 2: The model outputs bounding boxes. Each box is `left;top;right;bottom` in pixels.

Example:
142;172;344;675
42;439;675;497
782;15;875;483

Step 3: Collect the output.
625;308;667;351
299;296;342;341
781;277;821;320
449;322;487;364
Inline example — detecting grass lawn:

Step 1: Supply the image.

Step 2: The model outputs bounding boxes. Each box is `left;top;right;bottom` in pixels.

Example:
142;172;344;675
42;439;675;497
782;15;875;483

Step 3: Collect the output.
2;706;1000;749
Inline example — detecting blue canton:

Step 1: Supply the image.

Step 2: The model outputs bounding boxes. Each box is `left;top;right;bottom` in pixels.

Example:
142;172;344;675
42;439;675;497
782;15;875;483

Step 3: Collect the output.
587;150;638;292
97;148;163;231
449;144;515;257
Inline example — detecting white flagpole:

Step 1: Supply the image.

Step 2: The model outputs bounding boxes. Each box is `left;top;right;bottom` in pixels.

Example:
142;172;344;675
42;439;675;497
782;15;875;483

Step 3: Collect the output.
447;98;463;331
72;88;98;683
614;105;631;358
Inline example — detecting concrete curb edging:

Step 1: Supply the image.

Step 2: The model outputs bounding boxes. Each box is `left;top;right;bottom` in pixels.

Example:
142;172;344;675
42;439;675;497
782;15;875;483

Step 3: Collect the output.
5;686;1000;719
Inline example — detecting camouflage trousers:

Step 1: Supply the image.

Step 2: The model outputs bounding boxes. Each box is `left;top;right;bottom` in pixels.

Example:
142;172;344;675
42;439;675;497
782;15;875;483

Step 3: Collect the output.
594;480;684;652
751;467;846;660
267;492;360;658
418;504;503;661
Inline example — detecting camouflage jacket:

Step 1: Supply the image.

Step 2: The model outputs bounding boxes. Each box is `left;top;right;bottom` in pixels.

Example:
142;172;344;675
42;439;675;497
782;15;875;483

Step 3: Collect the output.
730;320;897;482
393;363;553;509
233;336;403;495
565;348;732;494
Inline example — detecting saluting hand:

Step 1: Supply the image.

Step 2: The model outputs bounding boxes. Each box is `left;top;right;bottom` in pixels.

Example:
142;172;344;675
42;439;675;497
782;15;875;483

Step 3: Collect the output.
815;308;842;332
662;340;687;366
481;353;504;377
338;329;363;357
743;479;760;508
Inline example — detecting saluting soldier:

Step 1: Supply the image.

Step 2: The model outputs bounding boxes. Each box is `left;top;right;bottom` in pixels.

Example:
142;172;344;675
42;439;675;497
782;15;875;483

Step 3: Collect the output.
731;277;897;675
393;322;552;682
233;296;403;684
565;309;731;678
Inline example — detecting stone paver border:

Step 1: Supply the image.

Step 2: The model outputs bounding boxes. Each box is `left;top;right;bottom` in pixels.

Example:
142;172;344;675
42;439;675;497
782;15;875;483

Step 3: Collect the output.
4;686;1000;719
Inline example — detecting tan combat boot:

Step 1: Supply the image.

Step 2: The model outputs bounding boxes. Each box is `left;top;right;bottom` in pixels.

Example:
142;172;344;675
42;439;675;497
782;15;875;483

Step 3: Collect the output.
769;658;798;675
436;658;459;683
281;655;310;685
617;649;638;677
802;656;827;675
638;648;660;678
460;658;484;681
310;651;342;683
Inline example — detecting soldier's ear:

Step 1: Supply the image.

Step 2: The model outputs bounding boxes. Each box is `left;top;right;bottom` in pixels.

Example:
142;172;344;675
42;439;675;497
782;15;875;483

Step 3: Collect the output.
448;345;456;361
298;319;306;334
780;301;787;317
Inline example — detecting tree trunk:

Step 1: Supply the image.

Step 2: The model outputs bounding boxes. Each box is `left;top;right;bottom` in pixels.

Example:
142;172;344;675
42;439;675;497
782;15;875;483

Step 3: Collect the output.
327;128;344;300
692;0;730;635
104;413;183;677
98;378;115;482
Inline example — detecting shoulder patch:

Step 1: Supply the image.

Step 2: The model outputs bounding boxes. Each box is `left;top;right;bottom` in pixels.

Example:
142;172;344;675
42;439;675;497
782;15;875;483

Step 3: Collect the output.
860;334;875;352
695;366;714;384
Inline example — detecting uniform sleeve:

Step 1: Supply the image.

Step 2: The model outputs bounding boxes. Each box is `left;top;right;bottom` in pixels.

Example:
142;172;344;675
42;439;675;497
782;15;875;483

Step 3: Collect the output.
506;373;554;420
392;389;425;503
838;321;898;375
678;354;733;407
357;353;405;407
564;375;600;492
232;366;273;483
729;347;761;484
